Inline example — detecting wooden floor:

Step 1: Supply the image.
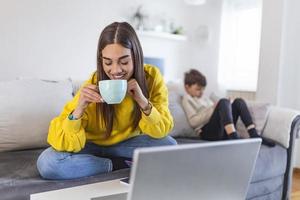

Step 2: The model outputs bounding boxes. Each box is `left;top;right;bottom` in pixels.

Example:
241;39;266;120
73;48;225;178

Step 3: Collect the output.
292;169;300;200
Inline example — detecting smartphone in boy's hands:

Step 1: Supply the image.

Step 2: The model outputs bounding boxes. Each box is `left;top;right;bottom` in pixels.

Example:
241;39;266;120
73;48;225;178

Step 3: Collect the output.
209;92;220;103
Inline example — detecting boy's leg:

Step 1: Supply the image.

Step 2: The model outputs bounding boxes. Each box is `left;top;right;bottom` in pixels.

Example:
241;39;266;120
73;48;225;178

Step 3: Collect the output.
201;98;235;140
231;98;275;147
231;98;253;126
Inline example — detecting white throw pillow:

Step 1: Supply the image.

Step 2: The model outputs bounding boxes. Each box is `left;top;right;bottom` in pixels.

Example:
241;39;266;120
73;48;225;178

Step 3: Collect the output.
0;79;73;152
263;107;299;148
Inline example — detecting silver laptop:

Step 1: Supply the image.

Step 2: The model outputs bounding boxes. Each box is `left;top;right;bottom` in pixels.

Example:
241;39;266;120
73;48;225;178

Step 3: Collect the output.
92;138;261;200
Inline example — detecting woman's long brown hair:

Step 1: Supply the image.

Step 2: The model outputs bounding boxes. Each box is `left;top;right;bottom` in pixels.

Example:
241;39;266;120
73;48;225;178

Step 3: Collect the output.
96;22;148;137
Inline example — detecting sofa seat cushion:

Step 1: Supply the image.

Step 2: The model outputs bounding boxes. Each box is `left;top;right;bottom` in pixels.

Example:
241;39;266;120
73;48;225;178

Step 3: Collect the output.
175;138;206;144
176;138;287;183
250;144;286;183
246;175;284;200
0;140;287;200
0;149;129;200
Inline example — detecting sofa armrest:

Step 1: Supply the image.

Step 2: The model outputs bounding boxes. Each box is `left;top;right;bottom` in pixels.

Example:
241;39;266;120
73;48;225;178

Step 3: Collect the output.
262;106;300;148
262;106;300;200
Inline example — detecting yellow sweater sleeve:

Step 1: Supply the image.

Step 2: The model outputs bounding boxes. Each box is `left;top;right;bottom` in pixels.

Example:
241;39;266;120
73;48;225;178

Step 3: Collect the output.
47;80;90;152
138;66;174;138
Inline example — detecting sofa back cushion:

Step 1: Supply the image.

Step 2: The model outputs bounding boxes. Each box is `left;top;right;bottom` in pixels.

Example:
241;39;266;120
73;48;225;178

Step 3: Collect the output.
73;80;271;139
166;82;271;139
0;79;73;152
167;82;198;138
236;101;271;138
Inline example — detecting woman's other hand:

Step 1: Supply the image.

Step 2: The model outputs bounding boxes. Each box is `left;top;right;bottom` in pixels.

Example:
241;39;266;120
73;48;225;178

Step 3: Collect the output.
73;84;103;118
127;79;148;110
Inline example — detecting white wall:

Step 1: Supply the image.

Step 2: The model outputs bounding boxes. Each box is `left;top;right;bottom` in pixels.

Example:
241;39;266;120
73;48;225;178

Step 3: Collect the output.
278;0;300;109
0;0;223;94
0;0;123;81
278;0;300;168
257;0;300;108
257;0;300;168
256;0;284;105
185;0;223;94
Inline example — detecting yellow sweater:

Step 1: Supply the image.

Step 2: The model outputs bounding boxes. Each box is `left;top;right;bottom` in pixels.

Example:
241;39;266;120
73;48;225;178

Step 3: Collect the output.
47;65;174;152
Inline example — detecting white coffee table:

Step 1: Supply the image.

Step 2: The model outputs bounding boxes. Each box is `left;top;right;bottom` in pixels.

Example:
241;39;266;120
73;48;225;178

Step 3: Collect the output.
30;179;129;200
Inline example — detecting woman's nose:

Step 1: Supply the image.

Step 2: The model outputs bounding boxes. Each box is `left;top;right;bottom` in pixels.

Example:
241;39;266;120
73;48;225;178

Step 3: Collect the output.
110;63;123;74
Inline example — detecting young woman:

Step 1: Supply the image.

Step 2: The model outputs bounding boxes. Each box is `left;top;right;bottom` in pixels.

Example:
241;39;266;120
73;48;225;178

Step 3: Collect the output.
37;22;177;180
182;69;275;147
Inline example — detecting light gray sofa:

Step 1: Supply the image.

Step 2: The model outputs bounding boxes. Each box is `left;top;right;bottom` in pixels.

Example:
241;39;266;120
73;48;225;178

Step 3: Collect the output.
0;78;299;200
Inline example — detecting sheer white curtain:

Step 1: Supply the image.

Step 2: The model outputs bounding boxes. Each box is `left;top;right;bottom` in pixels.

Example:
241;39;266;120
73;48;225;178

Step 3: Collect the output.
218;0;262;92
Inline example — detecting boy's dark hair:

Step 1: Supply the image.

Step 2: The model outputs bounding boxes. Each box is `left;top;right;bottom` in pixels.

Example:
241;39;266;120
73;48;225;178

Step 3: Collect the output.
184;69;207;87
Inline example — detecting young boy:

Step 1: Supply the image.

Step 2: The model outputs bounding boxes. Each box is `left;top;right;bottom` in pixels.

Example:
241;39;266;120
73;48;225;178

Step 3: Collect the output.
182;69;275;147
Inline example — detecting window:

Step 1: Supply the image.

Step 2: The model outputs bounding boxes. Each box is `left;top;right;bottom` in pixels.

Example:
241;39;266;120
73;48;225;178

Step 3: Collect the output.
218;0;262;91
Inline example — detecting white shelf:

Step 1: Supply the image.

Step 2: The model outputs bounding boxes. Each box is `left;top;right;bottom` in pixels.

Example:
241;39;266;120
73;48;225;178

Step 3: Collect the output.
137;31;187;41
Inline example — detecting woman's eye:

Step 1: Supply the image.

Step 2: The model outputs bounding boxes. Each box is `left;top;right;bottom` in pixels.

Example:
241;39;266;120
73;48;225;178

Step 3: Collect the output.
121;62;128;65
105;62;112;66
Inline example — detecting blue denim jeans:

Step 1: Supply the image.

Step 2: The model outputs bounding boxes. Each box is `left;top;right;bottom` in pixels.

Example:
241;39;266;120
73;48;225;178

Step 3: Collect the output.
37;135;177;180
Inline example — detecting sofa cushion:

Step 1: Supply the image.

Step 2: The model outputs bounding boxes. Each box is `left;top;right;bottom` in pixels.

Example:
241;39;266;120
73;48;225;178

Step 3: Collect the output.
71;80;84;96
0;149;130;200
250;144;287;183
246;175;284;200
262;107;300;148
0;79;73;152
236;101;271;138
0;139;287;200
167;82;198;138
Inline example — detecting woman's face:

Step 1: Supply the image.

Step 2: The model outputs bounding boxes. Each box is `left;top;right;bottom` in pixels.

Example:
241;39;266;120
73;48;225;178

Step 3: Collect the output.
101;43;134;80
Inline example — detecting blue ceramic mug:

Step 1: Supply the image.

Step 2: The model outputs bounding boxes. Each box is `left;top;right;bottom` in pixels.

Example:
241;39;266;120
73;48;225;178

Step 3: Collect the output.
98;80;127;104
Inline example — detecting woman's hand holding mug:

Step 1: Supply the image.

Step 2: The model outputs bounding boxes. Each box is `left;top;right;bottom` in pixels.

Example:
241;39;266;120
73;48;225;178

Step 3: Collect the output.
73;84;103;118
